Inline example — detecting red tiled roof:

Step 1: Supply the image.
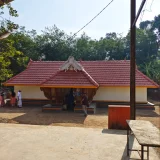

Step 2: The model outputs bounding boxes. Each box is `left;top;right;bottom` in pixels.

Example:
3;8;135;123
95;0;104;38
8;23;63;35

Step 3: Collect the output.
80;61;159;87
4;60;159;88
41;70;99;88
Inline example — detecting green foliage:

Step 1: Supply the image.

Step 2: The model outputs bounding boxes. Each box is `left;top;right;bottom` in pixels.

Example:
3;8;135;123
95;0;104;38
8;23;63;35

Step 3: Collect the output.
0;38;27;81
35;26;76;61
9;27;39;61
126;28;158;66
139;15;160;52
0;2;25;85
138;15;160;84
1;10;160;85
0;2;18;38
141;61;160;84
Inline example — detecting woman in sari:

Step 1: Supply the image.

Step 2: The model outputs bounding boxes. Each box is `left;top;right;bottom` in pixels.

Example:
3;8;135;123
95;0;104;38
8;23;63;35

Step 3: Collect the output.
10;91;16;107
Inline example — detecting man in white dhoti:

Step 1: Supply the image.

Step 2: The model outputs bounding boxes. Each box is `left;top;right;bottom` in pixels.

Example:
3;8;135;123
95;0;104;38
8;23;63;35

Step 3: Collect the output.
17;90;22;108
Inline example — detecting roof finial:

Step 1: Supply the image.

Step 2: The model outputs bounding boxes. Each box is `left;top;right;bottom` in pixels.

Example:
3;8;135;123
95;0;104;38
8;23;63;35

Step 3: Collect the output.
60;56;84;71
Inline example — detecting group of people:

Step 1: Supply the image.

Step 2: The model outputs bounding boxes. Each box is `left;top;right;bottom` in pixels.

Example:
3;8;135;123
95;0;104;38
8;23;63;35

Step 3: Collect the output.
0;90;22;108
63;89;89;116
1;88;89;116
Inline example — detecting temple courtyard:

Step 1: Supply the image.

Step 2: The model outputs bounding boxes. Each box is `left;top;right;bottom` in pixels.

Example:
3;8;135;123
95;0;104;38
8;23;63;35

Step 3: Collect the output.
0;106;159;128
0;106;159;159
0;123;159;160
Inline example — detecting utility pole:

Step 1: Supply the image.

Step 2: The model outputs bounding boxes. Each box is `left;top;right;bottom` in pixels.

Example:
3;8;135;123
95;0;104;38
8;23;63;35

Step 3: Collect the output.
130;0;147;120
130;0;136;120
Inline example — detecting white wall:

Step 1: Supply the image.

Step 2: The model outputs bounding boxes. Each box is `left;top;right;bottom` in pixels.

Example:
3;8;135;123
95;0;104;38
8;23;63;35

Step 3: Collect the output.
14;86;47;99
14;86;147;102
93;87;147;102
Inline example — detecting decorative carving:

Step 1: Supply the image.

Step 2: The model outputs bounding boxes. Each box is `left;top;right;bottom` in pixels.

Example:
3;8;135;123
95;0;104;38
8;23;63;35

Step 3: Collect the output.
87;88;98;102
40;87;52;100
59;56;84;71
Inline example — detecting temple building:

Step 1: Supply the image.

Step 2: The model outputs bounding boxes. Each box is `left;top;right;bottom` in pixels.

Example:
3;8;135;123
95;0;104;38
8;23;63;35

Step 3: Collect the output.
4;56;159;108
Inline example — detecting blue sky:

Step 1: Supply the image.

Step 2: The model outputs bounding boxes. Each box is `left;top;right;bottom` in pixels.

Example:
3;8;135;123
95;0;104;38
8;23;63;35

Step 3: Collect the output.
6;0;160;39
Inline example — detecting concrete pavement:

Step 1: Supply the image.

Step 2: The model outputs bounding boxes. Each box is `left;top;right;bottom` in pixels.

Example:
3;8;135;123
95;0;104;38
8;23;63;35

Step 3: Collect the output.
0;123;159;160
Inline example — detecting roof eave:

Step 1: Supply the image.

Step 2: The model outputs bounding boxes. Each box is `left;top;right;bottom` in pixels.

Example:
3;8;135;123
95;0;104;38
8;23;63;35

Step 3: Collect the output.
40;85;98;88
4;83;159;88
3;83;42;86
100;85;159;88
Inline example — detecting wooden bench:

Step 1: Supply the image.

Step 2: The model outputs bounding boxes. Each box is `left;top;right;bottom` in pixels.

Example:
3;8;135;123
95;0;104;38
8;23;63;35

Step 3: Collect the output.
127;120;160;160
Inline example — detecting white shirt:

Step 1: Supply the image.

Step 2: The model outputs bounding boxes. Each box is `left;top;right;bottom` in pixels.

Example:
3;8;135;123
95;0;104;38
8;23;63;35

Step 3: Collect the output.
17;91;22;99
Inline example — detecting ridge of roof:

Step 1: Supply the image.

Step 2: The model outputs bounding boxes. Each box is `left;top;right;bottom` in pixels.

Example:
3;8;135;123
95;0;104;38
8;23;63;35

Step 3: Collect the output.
30;60;130;63
27;58;33;68
82;69;99;87
136;69;159;87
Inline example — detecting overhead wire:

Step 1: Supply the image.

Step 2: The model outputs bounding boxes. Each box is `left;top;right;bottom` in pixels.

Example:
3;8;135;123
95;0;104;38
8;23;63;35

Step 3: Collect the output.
139;0;155;23
145;0;155;12
70;0;114;39
139;0;148;23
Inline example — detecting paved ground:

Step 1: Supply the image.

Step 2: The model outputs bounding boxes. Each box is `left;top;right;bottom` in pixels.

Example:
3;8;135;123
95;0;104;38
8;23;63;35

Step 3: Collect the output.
0;123;159;160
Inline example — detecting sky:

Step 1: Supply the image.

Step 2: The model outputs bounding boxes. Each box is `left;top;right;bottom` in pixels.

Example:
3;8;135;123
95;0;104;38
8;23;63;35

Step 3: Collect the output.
5;0;160;39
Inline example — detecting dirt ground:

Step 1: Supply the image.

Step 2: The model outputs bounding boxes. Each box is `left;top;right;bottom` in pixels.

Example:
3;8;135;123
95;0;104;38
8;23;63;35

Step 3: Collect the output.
0;105;159;157
0;105;159;129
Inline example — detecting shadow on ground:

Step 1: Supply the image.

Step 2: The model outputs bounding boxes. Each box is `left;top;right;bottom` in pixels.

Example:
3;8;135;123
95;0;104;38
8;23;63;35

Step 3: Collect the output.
0;106;159;128
102;129;126;135
136;108;160;117
0;106;87;125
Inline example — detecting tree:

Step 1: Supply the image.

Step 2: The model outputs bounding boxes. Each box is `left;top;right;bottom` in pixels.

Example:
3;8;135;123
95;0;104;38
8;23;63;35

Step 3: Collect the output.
0;38;25;82
35;26;74;61
0;2;28;84
0;2;18;39
9;27;39;61
104;33;126;60
143;61;160;84
152;15;160;49
138;15;160;84
0;13;159;84
0;0;13;6
73;33;97;60
140;14;160;53
125;28;158;65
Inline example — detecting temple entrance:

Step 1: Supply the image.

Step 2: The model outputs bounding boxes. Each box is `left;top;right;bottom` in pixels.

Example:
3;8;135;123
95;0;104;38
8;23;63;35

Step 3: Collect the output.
40;87;97;111
39;56;99;112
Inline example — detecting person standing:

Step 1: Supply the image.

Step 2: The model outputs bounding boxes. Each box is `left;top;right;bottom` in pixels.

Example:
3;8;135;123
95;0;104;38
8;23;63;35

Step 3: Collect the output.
68;89;74;111
17;90;22;108
0;93;5;107
81;93;89;116
10;91;16;107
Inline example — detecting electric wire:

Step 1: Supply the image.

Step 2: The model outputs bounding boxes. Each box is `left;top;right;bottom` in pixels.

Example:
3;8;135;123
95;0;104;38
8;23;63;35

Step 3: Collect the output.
71;0;114;39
